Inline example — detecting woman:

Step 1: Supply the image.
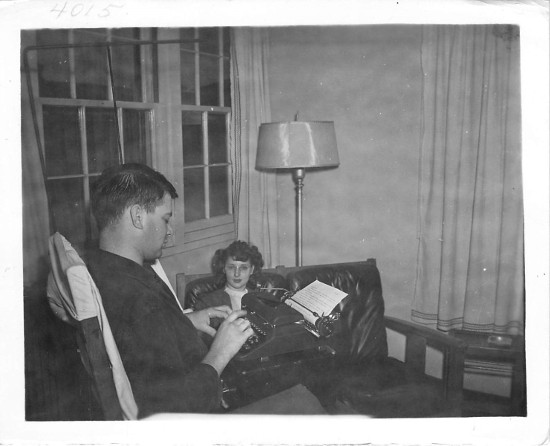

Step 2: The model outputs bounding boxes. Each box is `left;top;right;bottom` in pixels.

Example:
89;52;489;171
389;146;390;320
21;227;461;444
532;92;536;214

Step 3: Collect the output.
194;240;264;312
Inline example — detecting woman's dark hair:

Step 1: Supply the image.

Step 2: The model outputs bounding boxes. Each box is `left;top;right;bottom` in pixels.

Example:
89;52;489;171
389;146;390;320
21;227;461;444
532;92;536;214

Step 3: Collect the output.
211;240;264;286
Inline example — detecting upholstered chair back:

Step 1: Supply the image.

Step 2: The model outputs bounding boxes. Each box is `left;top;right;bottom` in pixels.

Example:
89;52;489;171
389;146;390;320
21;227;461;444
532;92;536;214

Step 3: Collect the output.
47;232;138;420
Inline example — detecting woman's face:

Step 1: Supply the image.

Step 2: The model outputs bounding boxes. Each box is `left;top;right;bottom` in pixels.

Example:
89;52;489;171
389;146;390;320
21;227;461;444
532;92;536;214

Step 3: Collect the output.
224;257;254;292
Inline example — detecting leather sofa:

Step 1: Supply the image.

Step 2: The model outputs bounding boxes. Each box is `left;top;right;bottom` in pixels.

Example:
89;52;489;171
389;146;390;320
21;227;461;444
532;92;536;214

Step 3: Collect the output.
177;259;466;417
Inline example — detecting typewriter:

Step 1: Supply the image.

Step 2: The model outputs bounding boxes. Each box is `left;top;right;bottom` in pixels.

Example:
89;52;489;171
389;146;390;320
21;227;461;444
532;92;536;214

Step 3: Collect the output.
233;292;320;361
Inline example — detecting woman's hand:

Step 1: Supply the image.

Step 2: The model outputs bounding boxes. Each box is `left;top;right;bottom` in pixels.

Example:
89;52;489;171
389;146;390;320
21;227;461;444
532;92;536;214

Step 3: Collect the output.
201;310;254;375
185;305;232;337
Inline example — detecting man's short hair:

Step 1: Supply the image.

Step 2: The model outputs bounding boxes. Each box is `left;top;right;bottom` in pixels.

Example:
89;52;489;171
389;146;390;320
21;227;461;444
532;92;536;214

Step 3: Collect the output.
91;163;178;231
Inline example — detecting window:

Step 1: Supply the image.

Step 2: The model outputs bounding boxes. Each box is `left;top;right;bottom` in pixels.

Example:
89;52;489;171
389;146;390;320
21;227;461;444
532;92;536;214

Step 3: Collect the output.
182;111;230;222
179;28;233;237
24;27;233;252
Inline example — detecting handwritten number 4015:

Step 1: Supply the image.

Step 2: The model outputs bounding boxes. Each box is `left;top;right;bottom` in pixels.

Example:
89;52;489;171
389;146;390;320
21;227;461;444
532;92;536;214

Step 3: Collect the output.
51;2;124;19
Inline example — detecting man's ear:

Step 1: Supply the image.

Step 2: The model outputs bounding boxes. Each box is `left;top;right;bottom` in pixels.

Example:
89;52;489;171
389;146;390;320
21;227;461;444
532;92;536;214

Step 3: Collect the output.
129;204;144;229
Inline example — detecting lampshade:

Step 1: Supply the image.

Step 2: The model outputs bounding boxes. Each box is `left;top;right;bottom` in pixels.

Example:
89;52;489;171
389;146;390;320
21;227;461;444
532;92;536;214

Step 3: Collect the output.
256;121;339;169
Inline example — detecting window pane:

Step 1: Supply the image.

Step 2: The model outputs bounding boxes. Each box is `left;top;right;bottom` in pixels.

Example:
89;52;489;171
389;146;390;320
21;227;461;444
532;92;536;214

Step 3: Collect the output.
182;111;203;166
86;107;119;173
200;54;219;106
123;109;149;164
74;28;108;100
184;168;205;222
223;28;230;57
36;29;71;98
209;166;229;218
223;56;231;107
181;51;196;104
43;106;82;176
180;28;196;51
48;178;87;247
151;28;159;103
208;114;227;164
198;27;219;55
110;28;142;102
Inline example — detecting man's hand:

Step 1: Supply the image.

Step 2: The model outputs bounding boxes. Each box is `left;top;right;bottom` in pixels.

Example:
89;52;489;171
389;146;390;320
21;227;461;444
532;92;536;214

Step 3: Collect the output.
186;305;232;336
201;310;254;375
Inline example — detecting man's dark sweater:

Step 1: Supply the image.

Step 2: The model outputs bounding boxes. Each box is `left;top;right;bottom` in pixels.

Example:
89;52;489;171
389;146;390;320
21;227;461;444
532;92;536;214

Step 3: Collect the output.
86;249;222;418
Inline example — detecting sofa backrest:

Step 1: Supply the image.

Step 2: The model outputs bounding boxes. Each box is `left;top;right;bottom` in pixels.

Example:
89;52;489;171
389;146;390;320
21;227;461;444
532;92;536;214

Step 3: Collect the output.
184;272;288;309
177;260;376;303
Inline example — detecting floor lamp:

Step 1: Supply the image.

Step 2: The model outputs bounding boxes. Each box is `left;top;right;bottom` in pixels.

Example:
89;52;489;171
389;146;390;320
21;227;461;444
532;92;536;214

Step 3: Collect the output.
256;121;339;266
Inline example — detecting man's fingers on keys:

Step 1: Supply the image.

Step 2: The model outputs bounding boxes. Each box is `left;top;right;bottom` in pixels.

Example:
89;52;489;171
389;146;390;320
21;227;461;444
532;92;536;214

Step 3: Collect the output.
202;325;217;337
213;305;232;314
235;317;251;329
243;326;254;338
208;306;232;318
226;309;247;322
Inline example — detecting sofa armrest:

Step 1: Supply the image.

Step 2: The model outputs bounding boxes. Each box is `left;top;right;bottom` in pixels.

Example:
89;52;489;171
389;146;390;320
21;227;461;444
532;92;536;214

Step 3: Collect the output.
384;316;466;410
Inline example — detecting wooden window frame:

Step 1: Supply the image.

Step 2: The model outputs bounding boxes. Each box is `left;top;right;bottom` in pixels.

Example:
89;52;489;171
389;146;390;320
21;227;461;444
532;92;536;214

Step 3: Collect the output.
24;27;235;255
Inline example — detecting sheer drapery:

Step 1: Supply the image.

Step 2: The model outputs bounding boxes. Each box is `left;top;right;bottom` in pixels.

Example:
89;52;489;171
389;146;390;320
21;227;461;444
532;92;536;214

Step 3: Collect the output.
230;28;279;267
411;25;524;334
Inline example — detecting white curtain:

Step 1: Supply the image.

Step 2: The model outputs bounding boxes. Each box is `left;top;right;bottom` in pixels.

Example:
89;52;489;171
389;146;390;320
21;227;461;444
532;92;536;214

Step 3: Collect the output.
230;28;280;267
411;25;524;335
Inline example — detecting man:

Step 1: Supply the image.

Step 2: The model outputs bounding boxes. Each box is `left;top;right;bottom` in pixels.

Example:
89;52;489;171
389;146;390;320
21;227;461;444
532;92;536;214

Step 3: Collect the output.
86;163;253;418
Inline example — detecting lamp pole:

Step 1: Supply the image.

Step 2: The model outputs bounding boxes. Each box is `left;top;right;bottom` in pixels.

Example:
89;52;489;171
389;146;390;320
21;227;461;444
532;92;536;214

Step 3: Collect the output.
293;168;305;266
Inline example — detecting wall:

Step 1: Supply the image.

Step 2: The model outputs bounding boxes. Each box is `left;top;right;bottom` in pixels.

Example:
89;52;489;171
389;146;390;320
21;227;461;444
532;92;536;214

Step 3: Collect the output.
267;25;423;319
160;239;230;284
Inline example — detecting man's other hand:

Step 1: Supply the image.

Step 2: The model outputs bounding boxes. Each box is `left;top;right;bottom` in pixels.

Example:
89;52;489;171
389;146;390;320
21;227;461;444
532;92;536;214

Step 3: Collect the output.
186;305;232;336
201;310;254;375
